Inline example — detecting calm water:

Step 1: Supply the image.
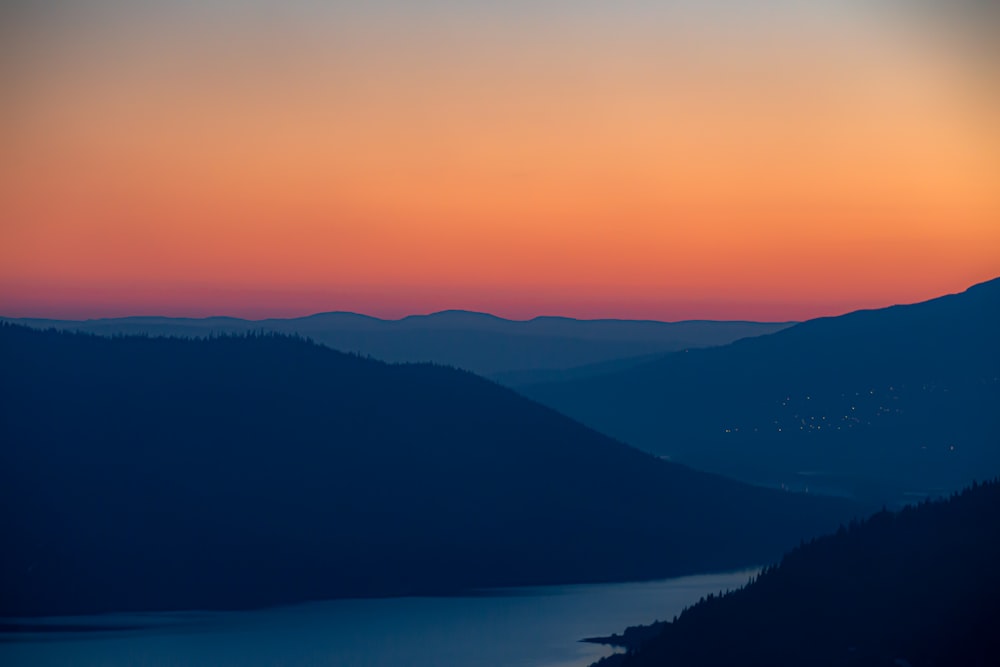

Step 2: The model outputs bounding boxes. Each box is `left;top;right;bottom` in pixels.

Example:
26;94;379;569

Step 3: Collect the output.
0;570;755;667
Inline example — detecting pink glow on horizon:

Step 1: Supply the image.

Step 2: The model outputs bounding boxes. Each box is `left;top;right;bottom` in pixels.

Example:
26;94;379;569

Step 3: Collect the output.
0;278;988;323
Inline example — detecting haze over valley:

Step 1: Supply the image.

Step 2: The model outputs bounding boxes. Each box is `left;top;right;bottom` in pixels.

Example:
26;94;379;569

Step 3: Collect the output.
1;313;791;380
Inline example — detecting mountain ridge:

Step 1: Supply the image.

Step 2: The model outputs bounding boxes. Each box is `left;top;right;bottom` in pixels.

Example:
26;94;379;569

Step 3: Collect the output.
2;309;796;329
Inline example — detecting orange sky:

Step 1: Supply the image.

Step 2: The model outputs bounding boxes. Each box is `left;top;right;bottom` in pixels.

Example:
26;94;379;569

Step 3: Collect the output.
2;2;998;321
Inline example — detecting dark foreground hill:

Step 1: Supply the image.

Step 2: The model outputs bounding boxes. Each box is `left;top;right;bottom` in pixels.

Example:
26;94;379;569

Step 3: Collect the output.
589;478;1000;667
2;311;790;379
0;324;851;617
522;278;1000;502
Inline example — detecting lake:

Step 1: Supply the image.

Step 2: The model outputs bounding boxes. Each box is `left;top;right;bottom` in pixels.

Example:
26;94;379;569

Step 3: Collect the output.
0;570;755;667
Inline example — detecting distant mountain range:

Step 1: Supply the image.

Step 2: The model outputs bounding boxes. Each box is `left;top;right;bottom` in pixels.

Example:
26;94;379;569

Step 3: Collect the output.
588;478;1000;667
0;324;852;616
0;311;791;379
521;278;1000;503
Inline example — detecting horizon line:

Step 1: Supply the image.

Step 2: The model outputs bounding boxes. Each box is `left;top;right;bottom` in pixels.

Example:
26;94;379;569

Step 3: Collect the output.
0;309;801;326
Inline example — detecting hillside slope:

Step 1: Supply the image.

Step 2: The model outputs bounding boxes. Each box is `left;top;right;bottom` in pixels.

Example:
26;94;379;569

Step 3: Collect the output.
0;324;850;616
591;479;1000;667
522;278;1000;501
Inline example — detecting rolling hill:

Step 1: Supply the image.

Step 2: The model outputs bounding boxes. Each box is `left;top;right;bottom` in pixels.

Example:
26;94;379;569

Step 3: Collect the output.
1;311;791;379
521;278;1000;503
0;324;851;616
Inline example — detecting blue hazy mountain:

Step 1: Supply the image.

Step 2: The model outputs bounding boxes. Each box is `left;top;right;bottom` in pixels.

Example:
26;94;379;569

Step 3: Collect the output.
520;278;1000;503
1;311;791;379
588;478;1000;667
0;324;852;616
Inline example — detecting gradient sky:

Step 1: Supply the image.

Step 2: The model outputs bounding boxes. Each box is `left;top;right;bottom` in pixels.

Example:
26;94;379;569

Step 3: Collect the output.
2;0;998;321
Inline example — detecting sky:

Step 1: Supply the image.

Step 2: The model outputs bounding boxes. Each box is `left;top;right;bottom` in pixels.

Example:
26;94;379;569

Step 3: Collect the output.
2;0;998;321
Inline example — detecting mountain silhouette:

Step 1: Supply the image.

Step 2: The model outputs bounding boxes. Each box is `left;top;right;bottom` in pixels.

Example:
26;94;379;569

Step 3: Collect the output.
0;324;852;616
589;478;1000;667
2;312;791;379
521;278;1000;504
